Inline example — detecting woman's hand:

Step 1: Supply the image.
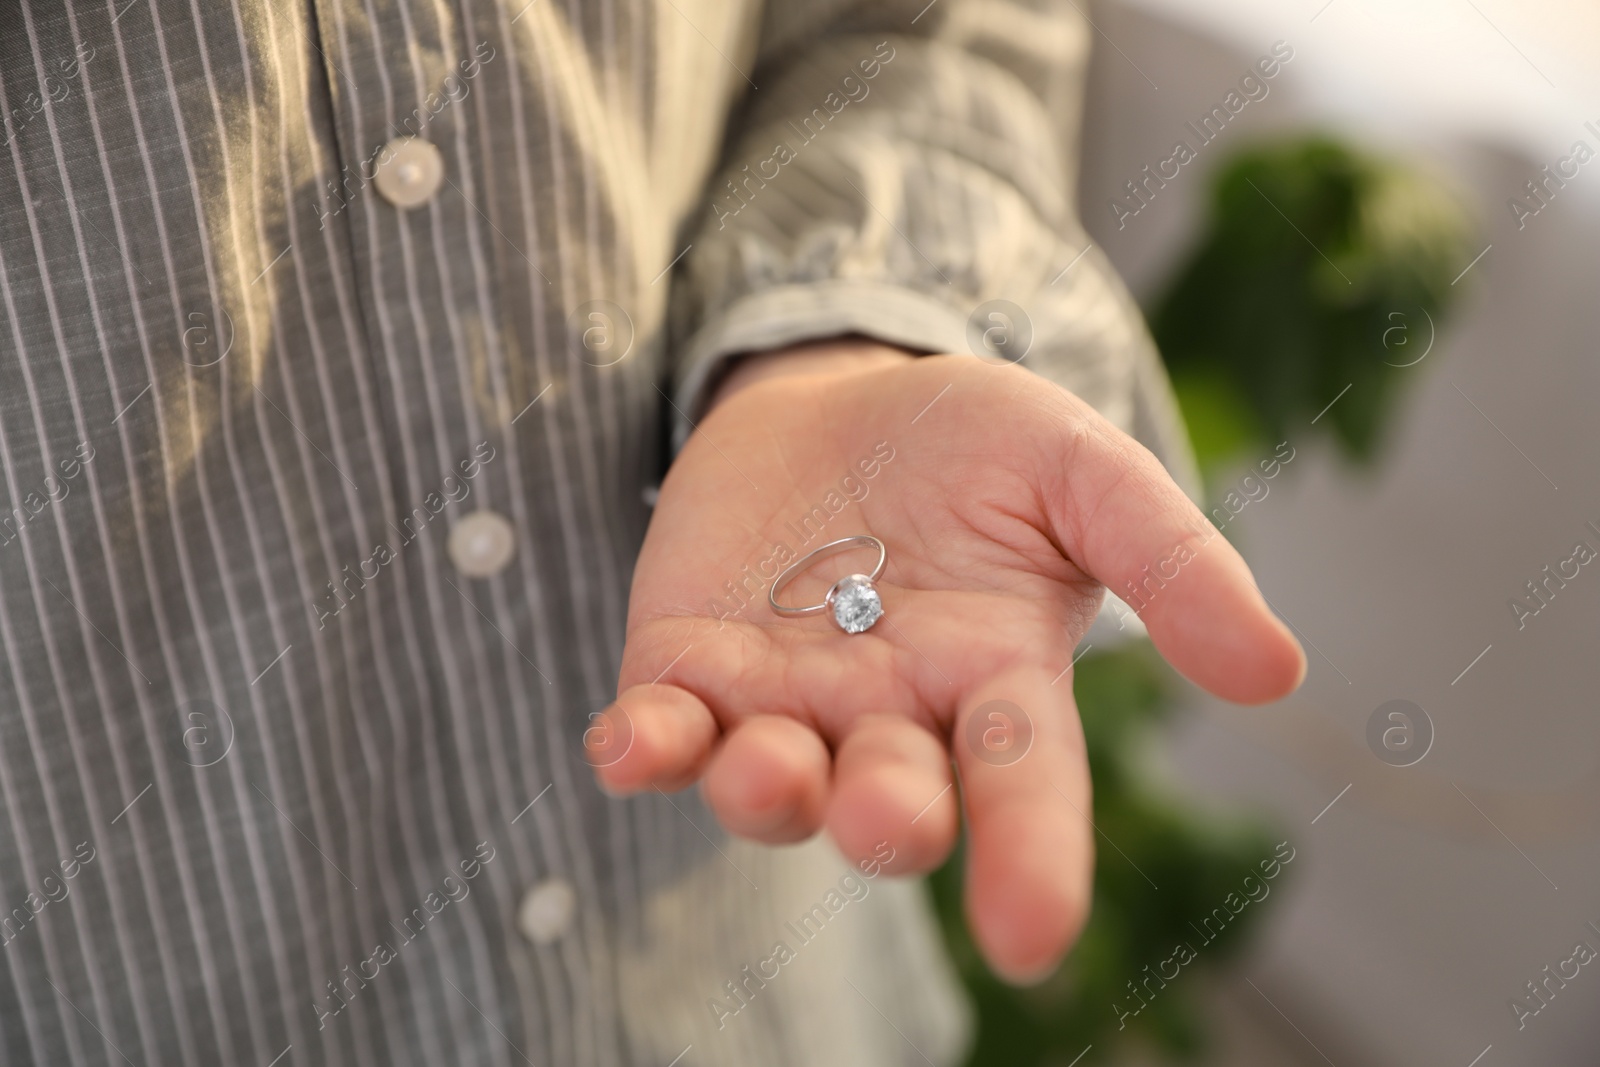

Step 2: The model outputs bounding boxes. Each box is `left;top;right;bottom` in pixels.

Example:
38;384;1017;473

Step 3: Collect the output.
590;340;1305;982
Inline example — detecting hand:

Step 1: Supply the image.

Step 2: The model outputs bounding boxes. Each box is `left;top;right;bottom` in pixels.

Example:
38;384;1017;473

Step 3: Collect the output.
590;339;1305;982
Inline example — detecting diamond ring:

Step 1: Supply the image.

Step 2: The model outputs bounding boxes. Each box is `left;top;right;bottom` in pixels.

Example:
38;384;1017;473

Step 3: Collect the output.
768;535;887;634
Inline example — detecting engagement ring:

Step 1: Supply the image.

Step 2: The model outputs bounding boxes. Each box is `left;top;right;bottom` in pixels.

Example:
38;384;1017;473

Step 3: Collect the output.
768;535;887;634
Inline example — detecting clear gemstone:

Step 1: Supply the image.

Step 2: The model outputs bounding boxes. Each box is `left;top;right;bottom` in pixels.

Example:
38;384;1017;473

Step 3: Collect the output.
830;574;883;634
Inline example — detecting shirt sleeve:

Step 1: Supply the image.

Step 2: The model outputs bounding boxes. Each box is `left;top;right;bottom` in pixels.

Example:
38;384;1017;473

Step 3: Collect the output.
666;0;1198;495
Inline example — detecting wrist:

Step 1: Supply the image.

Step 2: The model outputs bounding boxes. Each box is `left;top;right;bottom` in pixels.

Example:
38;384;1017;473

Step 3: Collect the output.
707;336;917;412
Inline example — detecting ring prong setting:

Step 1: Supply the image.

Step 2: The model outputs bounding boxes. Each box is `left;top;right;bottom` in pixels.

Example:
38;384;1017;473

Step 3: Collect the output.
826;574;883;634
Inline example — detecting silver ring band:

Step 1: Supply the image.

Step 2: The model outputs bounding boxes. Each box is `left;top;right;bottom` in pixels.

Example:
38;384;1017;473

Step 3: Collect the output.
769;535;888;634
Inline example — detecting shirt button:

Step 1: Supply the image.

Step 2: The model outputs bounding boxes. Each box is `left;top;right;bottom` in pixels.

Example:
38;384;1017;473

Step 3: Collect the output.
516;879;575;944
373;136;444;208
448;509;515;578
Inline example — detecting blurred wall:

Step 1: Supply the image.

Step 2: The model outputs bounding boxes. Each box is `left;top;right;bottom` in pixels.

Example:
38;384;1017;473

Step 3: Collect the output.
1079;3;1600;1064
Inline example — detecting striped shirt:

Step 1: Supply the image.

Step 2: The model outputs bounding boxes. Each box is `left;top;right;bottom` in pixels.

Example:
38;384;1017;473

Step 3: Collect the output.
0;0;1188;1063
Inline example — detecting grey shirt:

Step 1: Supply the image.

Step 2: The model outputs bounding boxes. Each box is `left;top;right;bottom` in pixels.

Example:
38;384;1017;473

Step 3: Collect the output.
0;0;1186;1063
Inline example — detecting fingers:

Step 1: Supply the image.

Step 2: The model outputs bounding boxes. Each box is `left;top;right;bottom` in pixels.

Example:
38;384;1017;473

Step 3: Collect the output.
702;716;832;844
592;687;837;848
953;663;1094;985
826;715;958;876
587;684;719;795
1040;396;1306;704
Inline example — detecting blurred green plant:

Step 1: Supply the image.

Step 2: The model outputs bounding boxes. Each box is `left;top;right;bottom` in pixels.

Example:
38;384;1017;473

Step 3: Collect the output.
1150;137;1474;468
929;645;1279;1065
929;136;1474;1066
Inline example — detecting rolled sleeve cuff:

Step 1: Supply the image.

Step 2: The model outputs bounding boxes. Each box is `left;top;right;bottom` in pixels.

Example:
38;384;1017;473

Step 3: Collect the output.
670;279;974;453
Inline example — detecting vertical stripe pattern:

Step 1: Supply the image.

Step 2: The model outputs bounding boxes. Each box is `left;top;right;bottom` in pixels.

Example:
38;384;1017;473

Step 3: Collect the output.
0;0;1168;1063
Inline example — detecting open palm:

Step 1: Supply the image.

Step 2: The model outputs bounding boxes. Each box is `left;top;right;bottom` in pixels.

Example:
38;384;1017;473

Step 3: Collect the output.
589;349;1304;981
